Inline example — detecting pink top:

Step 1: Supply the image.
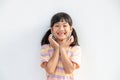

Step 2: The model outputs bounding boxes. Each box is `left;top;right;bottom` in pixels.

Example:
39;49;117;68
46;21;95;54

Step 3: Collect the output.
40;44;81;80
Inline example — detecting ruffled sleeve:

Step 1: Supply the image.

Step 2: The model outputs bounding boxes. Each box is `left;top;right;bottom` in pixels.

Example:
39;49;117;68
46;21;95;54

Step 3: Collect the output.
70;46;81;69
40;44;50;64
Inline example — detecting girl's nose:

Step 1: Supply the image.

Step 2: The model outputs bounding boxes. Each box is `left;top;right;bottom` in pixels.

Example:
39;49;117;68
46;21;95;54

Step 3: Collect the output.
59;26;64;30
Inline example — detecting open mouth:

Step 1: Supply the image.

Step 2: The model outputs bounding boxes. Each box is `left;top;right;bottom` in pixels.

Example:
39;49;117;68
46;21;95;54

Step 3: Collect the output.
57;32;67;36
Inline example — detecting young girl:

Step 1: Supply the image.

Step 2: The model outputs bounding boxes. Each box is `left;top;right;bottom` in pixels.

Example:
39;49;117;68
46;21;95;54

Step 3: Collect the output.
40;12;81;80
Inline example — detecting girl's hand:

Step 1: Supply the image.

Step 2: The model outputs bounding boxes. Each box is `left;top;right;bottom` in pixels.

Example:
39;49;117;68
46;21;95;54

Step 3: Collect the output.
48;34;59;50
60;35;74;49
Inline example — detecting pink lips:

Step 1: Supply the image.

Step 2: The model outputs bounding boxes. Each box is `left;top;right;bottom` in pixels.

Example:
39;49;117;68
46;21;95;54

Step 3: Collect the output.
57;32;65;36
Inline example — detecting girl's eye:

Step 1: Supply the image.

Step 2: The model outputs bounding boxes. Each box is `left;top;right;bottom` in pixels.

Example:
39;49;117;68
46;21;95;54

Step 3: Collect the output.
55;25;59;27
63;25;67;27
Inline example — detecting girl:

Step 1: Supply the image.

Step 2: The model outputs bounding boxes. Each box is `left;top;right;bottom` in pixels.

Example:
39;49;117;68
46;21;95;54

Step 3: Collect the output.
40;12;81;80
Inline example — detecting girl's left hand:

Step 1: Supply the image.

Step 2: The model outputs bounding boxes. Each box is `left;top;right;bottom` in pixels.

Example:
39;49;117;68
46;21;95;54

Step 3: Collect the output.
60;35;74;49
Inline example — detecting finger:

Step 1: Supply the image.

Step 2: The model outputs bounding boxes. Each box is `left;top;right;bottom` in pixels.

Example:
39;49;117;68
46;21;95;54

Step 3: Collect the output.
67;36;71;46
48;34;58;46
68;36;74;45
49;34;52;39
70;36;74;43
48;34;53;44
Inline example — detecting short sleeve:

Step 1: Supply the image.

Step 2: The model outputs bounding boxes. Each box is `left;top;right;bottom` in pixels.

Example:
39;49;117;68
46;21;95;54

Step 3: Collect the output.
70;46;81;69
40;44;50;64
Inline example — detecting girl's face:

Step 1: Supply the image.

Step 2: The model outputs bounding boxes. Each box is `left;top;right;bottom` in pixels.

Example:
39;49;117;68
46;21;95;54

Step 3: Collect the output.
51;20;72;41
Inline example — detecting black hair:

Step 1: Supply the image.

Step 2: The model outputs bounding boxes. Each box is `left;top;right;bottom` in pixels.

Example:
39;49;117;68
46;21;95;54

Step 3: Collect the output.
41;12;79;46
50;12;72;27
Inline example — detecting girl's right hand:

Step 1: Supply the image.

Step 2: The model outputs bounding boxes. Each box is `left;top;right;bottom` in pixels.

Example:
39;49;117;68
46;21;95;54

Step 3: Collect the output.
48;34;59;50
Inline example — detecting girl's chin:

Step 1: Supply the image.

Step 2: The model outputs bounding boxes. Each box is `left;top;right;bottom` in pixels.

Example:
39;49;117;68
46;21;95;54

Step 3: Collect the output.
57;38;67;41
56;36;68;40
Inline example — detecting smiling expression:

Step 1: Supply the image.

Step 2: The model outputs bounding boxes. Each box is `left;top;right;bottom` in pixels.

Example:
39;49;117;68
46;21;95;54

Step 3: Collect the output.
51;20;72;41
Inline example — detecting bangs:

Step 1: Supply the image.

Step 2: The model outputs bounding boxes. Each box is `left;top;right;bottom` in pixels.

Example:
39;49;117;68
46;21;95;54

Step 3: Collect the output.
50;12;72;27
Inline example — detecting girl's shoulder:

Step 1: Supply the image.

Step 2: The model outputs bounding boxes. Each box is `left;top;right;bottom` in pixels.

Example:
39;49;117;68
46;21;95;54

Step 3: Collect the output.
41;44;49;47
40;44;53;54
40;44;52;50
70;45;81;52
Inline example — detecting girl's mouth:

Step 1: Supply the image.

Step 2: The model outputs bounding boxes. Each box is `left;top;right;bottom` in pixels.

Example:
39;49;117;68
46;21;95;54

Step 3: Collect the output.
57;32;66;36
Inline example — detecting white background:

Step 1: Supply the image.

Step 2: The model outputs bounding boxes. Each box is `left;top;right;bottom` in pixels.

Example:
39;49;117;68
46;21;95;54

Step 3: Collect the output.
0;0;120;80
